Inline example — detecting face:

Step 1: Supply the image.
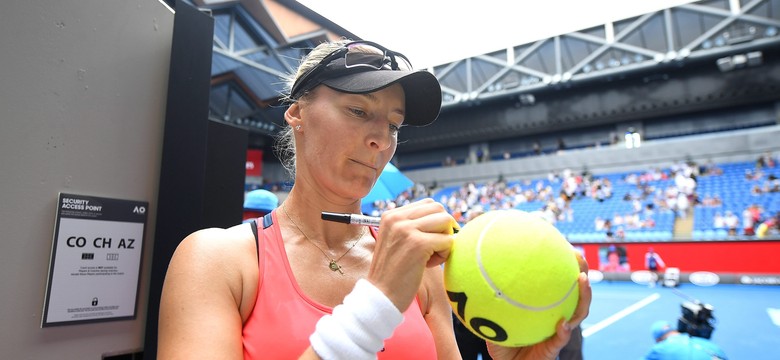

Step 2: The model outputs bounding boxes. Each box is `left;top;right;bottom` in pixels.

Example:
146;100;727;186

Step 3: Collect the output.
286;83;405;204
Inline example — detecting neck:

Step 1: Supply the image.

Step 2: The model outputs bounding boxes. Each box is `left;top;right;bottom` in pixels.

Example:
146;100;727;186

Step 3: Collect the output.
282;189;366;249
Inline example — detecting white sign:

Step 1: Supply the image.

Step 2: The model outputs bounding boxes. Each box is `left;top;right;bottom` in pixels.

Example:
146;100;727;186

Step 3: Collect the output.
42;193;148;327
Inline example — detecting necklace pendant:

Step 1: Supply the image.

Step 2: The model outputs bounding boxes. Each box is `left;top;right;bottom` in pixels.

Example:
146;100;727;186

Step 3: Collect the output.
329;260;344;274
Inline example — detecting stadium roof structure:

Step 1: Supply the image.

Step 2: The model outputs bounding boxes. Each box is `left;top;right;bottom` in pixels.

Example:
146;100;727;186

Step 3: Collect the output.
432;0;780;108
184;0;780;152
180;0;358;149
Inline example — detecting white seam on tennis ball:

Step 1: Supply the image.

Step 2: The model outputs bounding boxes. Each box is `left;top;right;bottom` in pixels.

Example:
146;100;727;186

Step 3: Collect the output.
475;212;578;311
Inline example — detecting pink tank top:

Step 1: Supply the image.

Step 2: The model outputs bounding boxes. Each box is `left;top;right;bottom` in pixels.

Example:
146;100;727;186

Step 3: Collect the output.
242;211;438;359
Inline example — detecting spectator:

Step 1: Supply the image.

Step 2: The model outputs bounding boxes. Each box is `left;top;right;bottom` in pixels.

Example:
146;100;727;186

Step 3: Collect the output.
700;159;723;176
614;226;626;241
676;191;690;219
701;194;722;207
595;216;606;231
756;212;779;239
713;212;725;230
533;141;542;155
644;203;656;217
610;132;619;145
724;211;739;236
643;320;727;359
766;174;780;192
742;207;756;236
756;151;776;169
557;138;566;152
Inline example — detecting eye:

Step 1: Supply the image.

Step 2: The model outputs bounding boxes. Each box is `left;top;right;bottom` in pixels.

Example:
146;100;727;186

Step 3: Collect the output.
389;123;401;137
348;107;367;117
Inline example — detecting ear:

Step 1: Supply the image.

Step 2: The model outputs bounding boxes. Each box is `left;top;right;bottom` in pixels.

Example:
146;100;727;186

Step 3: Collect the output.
284;102;302;128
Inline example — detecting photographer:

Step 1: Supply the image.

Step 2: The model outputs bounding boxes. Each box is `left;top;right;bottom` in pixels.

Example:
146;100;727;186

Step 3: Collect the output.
642;321;727;359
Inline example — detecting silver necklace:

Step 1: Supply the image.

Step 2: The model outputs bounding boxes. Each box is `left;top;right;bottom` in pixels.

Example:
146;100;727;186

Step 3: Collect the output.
282;203;365;275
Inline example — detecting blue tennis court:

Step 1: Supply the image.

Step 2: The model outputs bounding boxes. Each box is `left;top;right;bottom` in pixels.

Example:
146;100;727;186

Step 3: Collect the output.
583;281;780;359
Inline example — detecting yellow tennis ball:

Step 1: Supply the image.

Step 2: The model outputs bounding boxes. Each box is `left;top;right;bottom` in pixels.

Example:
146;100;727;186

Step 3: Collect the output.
444;209;580;346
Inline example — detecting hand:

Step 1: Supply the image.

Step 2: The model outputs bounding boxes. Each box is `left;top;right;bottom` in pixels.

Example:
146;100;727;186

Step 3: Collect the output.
486;249;592;360
367;199;458;312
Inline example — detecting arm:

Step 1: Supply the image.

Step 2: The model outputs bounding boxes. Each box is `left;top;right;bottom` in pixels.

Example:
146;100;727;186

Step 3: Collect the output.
158;227;255;359
420;265;462;360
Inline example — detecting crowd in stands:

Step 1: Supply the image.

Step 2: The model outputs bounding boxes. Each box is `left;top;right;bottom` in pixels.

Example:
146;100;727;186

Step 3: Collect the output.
355;152;780;242
364;183;433;217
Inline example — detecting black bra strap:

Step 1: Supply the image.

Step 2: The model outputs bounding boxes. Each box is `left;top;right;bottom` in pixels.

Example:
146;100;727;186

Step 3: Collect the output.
250;219;258;242
251;212;275;264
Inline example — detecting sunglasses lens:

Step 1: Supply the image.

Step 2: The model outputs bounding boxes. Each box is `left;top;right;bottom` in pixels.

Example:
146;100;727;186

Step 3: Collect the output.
344;42;412;71
344;51;386;69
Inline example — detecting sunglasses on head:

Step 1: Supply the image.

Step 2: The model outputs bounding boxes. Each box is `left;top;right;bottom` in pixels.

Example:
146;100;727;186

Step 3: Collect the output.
290;41;413;100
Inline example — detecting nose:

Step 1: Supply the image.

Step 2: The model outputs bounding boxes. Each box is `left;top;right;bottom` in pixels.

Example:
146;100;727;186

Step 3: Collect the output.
366;121;394;151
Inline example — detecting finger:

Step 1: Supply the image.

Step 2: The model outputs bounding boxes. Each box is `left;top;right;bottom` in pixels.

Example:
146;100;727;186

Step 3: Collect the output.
558;317;575;344
574;249;589;272
551;317;575;350
384;204;457;238
568;272;592;327
430;229;458;265
426;250;448;268
398;199;445;218
417;211;459;235
410;230;454;264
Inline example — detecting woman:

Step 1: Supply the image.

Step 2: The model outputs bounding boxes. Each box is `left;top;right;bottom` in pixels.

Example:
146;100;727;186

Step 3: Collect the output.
158;39;591;359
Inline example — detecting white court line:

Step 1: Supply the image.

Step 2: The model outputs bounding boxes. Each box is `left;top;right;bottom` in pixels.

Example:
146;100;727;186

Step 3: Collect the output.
768;308;780;327
582;293;661;338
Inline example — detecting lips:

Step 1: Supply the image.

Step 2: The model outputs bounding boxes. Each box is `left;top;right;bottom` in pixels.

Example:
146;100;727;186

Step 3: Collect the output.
351;158;378;171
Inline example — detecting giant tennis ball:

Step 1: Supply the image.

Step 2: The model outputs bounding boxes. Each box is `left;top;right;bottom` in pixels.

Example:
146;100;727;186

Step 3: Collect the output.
444;209;580;346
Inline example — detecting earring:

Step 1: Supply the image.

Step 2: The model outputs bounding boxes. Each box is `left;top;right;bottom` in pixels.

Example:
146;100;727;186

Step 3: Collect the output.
295;125;301;131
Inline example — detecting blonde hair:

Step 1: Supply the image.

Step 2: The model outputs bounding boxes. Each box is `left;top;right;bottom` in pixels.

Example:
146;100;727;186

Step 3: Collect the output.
275;39;353;179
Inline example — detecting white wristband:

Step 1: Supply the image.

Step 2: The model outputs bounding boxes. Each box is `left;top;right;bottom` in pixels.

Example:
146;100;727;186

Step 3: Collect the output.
309;279;404;360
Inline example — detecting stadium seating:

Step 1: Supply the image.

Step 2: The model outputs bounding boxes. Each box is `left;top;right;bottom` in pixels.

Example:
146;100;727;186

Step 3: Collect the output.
431;160;779;243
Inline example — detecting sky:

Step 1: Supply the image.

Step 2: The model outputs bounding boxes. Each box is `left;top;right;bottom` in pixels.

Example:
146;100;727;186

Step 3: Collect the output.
297;0;700;69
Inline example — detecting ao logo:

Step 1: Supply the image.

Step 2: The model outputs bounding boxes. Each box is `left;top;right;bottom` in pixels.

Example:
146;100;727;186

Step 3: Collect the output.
689;271;720;286
133;206;146;214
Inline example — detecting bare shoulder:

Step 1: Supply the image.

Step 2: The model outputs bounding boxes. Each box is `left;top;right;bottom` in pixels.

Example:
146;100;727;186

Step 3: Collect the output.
172;223;257;273
164;223;259;313
159;223;258;358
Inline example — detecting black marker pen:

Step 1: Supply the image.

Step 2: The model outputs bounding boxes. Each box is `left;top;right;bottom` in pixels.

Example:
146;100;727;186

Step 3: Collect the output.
321;211;458;233
321;211;381;227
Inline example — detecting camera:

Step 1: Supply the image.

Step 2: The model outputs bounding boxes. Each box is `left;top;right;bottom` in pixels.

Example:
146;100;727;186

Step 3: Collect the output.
677;301;716;339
